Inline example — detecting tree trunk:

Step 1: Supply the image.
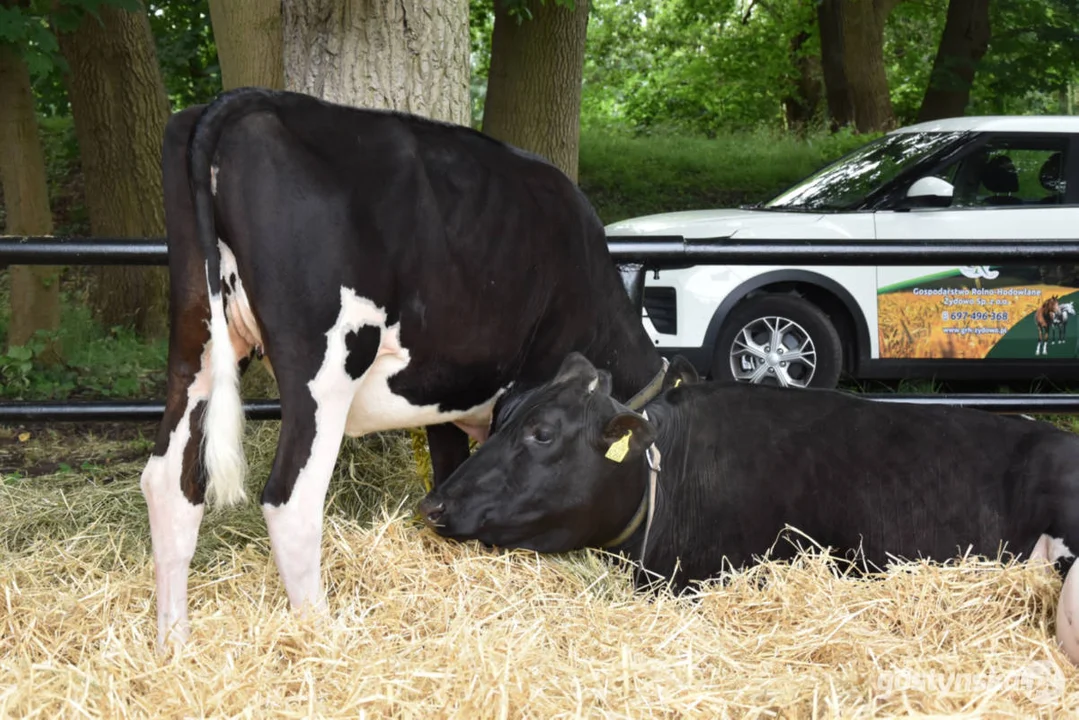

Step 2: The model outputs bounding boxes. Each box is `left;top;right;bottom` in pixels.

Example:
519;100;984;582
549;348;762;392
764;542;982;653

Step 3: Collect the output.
782;30;822;134
0;36;60;354
818;0;853;131
916;0;990;123
281;0;470;125
209;0;285;91
55;3;171;338
482;0;590;182
818;0;900;133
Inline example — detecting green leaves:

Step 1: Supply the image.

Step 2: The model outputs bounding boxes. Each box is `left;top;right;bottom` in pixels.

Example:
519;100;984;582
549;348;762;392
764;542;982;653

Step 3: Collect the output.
584;0;818;135
0;0;144;87
0;4;65;81
0;304;167;402
51;0;143;33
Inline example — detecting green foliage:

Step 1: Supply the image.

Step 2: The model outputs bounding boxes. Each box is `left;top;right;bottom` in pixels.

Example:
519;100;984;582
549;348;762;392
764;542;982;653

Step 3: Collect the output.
0;291;167;400
584;0;820;135
883;0;1079;125
970;0;1079;115
470;0;494;127
1;0;143;116
579;0;1079;137
147;0;220;110
8;0;219;116
37;115;89;234
577;125;871;225
883;0;947;125
0;3;61;79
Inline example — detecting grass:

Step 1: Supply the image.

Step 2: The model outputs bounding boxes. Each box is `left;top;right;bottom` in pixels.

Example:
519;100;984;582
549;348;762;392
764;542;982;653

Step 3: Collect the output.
578;125;874;224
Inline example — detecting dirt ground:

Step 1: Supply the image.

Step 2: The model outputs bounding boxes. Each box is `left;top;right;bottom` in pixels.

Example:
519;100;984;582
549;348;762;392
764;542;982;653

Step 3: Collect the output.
0;420;158;480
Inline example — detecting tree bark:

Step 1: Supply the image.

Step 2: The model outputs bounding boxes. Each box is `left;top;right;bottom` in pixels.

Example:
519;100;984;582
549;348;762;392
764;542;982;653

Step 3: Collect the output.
818;0;853;131
916;0;990;123
55;3;171;338
482;0;590;182
282;0;470;125
782;30;822;134
0;36;60;353
818;0;901;133
209;0;285;91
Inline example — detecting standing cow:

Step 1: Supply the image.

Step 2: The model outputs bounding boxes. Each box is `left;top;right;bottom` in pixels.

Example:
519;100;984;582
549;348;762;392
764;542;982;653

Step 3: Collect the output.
141;88;666;648
420;352;1079;665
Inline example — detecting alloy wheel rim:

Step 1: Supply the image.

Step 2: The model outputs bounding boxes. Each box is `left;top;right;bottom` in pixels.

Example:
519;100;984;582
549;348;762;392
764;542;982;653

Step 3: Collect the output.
728;315;818;388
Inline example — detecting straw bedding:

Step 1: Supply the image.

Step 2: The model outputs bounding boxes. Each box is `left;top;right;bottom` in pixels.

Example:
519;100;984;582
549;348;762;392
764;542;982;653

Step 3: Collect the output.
2;423;1078;718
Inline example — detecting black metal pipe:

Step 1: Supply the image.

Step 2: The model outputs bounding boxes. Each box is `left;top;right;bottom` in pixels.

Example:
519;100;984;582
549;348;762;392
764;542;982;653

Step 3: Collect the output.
0;237;169;265
0;400;283;422
8;235;1079;267
2;395;1078;423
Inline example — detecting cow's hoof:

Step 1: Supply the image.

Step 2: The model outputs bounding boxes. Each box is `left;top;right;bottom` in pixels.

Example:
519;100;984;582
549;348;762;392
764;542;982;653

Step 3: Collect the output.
156;623;191;657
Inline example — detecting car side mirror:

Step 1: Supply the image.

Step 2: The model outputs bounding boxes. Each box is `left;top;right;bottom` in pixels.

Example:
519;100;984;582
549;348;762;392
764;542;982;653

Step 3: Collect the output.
904;176;954;209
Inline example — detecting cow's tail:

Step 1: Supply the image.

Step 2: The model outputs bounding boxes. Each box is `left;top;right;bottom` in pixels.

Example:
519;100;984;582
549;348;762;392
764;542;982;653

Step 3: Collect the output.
187;87;278;510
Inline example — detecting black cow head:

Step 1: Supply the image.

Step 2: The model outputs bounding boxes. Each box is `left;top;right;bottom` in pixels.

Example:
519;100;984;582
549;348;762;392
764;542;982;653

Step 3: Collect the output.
418;352;657;553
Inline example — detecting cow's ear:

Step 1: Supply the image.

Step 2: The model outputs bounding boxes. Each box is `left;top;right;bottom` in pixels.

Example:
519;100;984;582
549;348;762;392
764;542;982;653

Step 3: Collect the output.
662;355;699;392
555;352;598;387
599;412;656;464
592;369;613;396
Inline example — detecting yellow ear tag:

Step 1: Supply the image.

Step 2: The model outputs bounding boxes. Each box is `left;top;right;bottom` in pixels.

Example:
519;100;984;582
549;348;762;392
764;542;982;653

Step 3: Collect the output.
605;430;633;463
674;378;682;388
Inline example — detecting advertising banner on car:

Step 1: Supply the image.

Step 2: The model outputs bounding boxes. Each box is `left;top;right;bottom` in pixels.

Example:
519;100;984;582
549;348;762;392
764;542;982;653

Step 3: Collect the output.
876;266;1079;359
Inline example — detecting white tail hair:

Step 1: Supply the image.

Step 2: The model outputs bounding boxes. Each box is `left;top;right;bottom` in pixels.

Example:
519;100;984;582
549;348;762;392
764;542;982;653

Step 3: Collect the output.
201;280;248;509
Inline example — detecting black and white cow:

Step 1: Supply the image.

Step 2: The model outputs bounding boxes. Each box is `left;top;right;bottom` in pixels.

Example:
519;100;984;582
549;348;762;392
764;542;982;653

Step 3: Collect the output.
140;88;666;648
419;352;1079;665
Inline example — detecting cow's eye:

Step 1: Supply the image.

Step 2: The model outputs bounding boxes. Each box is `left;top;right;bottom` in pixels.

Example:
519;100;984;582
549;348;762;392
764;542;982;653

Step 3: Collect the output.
528;425;553;444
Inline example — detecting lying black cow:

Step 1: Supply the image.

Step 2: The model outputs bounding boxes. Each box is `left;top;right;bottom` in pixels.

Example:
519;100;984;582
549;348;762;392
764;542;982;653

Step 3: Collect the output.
140;88;666;648
420;352;1079;665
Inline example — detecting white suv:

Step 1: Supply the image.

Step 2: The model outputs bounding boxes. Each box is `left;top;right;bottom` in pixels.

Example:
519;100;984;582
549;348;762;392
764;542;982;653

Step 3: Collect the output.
606;116;1079;388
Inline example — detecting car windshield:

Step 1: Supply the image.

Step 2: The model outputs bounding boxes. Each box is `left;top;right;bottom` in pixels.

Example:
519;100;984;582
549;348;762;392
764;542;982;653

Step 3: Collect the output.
762;131;967;211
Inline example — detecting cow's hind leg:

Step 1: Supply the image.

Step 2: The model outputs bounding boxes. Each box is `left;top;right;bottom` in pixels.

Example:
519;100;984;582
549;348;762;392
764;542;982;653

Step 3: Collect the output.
1057;560;1079;664
259;315;370;615
140;328;212;649
261;394;351;615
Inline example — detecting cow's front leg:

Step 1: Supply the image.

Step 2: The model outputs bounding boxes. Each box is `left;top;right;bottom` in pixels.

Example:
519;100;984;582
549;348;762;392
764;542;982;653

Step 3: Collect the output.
426;422;472;489
261;370;354;615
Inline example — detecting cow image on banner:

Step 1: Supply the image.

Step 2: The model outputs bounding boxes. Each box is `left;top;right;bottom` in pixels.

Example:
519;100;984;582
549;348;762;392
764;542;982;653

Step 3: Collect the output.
876;264;1079;359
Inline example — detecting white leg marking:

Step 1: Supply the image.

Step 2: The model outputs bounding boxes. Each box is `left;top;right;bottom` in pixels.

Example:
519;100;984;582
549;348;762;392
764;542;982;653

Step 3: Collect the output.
202;260;248;509
1058;560;1079;665
140;346;211;649
262;288;372;614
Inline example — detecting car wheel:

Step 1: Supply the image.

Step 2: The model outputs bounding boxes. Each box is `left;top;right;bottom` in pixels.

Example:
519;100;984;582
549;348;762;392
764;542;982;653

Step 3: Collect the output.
712;294;843;389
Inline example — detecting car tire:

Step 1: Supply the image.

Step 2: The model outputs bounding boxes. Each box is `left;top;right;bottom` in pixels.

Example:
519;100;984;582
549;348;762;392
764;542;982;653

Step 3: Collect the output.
711;294;843;389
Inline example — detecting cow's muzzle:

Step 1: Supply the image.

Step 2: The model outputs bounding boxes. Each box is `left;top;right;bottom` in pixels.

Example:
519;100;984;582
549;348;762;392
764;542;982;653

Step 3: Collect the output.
418;496;446;528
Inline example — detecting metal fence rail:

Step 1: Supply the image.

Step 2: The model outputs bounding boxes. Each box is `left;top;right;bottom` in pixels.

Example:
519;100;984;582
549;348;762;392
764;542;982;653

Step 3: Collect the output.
9;235;1079;266
4;234;1079;422
4;394;1079;424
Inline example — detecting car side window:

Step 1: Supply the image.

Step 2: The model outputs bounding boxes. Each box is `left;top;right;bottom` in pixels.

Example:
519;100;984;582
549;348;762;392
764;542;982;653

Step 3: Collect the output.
947;138;1068;208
